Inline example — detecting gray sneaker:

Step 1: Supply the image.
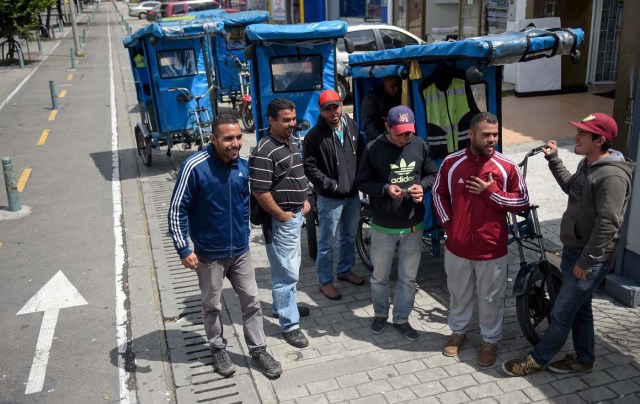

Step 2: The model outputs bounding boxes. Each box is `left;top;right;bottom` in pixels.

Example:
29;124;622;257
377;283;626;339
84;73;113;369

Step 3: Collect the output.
211;348;235;377
251;347;282;379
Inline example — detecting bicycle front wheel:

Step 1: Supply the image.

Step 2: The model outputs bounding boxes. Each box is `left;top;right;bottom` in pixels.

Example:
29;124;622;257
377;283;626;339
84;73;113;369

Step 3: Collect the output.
356;210;373;271
516;262;562;345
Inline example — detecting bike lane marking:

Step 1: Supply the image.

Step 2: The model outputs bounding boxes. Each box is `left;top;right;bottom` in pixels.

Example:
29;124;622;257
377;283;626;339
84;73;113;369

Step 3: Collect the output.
107;8;134;403
48;110;58;121
67;73;73;81
17;271;88;394
17;168;31;192
59;89;67;98
37;129;50;145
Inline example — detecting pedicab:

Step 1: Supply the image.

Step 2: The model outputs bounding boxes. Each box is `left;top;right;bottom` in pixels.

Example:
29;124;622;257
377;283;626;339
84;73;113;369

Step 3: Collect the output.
346;27;584;344
124;17;224;166
244;20;349;258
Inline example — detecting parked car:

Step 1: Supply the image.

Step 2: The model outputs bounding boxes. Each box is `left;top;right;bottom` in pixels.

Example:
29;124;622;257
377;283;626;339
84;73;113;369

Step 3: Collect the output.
155;0;220;19
128;1;161;19
335;23;424;101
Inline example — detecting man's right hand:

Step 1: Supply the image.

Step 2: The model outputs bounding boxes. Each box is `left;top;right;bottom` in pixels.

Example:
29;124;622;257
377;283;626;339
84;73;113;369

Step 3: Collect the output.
277;211;295;222
388;184;405;200
542;140;558;156
181;253;198;270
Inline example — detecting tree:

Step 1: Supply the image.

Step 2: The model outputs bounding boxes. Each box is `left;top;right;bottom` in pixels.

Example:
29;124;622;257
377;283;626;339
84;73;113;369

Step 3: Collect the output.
0;0;55;60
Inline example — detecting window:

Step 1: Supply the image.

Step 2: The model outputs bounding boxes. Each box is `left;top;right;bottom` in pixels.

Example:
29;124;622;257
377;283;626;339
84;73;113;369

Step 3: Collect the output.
341;30;377;52
225;27;246;50
380;29;419;50
157;49;197;78
271;55;323;92
172;4;186;15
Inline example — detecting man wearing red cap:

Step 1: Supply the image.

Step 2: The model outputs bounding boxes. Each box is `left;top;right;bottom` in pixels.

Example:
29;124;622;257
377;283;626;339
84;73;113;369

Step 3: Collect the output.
303;89;365;300
503;112;635;377
357;105;437;341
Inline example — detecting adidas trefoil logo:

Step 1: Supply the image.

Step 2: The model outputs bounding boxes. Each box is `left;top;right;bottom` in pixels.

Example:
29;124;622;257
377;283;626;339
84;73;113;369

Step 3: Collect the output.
458;178;464;184
390;159;415;175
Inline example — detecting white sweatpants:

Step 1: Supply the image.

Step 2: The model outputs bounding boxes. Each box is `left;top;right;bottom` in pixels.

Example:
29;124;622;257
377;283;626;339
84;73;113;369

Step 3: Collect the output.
444;249;508;343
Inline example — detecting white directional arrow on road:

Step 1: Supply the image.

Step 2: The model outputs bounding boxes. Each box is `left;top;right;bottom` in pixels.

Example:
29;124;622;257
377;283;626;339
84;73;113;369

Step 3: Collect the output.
17;271;88;395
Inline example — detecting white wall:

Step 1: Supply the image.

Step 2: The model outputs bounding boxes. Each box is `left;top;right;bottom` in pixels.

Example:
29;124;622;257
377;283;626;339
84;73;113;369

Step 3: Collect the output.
425;0;459;41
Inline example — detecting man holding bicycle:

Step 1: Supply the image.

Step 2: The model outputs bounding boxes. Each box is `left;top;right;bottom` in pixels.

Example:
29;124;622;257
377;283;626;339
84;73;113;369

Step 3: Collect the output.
434;111;530;367
303;90;365;301
503;112;635;377
249;98;311;349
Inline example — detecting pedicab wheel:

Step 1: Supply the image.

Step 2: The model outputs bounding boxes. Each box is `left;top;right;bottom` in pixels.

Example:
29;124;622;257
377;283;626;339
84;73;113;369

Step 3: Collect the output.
305;194;317;260
515;262;562;346
135;127;153;167
241;104;255;133
356;210;373;271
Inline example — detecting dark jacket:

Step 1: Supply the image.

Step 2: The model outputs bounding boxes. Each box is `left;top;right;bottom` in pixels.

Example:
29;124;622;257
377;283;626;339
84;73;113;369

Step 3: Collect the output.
357;133;437;229
168;144;250;260
547;149;635;270
360;84;401;142
303;113;364;199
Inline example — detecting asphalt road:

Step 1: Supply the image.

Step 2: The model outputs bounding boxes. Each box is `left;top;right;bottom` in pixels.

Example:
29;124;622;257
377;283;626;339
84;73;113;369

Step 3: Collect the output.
0;5;163;403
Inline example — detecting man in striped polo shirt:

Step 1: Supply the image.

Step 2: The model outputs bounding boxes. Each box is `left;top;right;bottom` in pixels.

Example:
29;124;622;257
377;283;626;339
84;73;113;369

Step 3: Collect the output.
249;98;311;349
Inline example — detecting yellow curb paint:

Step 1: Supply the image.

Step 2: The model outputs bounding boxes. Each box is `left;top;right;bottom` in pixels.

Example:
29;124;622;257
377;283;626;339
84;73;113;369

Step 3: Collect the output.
0;242;3;249
38;129;50;145
59;90;67;98
48;110;58;121
17;168;32;192
67;73;73;81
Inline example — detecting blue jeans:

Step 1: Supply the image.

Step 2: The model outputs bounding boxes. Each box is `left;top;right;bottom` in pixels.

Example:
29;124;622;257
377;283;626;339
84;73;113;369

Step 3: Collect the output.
265;212;303;333
530;247;613;365
370;229;422;324
316;195;360;285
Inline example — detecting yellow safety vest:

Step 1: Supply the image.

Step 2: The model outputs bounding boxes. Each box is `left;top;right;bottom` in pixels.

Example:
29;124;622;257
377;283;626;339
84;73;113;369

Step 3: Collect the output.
133;54;146;68
423;77;472;157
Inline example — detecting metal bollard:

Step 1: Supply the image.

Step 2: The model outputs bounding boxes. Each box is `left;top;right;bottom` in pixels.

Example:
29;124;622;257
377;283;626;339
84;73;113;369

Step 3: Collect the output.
18;48;24;69
2;158;22;212
70;48;76;69
59;20;64;32
82;28;86;44
36;32;42;52
49;80;59;109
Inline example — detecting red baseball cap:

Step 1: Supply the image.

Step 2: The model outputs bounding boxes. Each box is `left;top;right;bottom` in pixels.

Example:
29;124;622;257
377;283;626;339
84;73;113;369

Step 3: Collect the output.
569;112;618;142
319;90;341;110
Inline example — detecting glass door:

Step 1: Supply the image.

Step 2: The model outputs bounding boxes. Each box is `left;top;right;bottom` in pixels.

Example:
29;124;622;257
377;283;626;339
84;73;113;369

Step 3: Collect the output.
589;0;622;84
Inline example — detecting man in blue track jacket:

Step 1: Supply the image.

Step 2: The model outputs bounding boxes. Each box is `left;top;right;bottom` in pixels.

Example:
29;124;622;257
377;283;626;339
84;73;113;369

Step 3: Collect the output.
168;114;281;379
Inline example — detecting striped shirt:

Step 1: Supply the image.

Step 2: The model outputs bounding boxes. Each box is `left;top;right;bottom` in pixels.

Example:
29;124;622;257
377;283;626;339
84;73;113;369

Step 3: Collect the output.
249;134;308;210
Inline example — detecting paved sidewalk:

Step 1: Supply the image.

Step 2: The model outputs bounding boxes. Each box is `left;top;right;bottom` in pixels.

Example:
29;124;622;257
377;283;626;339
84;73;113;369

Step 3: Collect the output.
104;1;640;401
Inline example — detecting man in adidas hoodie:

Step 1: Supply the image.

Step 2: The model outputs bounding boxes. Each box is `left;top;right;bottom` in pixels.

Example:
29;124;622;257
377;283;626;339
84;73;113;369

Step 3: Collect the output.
503;112;635;377
168;114;281;379
433;111;530;367
357;105;437;342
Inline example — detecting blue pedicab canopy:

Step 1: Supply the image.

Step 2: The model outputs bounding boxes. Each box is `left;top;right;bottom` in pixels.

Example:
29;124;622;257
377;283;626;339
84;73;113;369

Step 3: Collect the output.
348;27;584;67
245;21;348;140
123;18;224;48
245;20;347;42
124;18;225;137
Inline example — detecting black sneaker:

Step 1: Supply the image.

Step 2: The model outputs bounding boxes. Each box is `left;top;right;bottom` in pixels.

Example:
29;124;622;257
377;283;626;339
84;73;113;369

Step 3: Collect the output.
371;316;387;334
282;329;309;348
211;348;235;377
251;347;282;379
272;304;310;319
394;322;418;341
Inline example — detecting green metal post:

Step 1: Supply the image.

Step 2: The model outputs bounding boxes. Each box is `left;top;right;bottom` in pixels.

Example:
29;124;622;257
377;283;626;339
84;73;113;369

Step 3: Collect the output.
49;80;59;109
70;48;76;69
2;158;22;212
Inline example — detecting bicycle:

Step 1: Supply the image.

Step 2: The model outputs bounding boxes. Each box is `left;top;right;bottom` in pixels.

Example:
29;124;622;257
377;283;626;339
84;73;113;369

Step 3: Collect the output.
510;145;562;346
229;55;254;133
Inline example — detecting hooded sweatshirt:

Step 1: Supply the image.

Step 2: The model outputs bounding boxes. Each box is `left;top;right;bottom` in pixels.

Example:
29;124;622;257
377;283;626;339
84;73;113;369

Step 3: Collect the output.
546;149;635;270
357;133;437;229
